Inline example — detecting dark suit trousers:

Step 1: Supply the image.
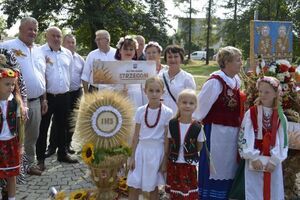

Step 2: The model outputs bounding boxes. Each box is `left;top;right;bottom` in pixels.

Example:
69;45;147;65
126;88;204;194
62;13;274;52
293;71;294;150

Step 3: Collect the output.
36;92;70;161
48;88;82;148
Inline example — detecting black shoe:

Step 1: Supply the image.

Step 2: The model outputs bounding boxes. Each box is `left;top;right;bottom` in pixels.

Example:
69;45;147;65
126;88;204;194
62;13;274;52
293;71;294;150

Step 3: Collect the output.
37;160;46;171
57;154;78;163
67;145;76;154
27;166;42;176
45;148;56;158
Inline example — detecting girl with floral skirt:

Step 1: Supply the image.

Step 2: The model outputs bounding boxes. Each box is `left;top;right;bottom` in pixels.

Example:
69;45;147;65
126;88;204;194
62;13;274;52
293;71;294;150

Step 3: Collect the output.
0;68;23;200
166;89;205;199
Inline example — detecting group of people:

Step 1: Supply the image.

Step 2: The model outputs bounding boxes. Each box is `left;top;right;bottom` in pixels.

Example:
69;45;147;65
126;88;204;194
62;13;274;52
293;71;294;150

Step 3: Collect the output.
125;46;288;200
0;16;288;200
0;17;87;200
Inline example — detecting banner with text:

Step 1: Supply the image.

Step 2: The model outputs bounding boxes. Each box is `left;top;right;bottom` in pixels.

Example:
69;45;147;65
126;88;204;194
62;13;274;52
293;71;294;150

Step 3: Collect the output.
92;60;156;84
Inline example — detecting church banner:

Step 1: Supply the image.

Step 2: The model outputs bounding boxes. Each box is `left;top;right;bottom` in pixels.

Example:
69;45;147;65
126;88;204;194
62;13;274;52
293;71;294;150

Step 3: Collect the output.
250;20;293;69
92;60;156;84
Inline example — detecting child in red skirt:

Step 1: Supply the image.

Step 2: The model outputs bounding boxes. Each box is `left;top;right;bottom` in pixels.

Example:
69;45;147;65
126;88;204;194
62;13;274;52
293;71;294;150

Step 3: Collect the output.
0;67;23;200
165;89;205;199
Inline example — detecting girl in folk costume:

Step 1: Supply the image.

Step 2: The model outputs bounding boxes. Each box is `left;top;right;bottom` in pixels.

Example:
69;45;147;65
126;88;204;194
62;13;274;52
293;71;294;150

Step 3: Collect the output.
166;89;205;200
127;76;173;200
238;76;288;200
0;68;24;200
194;46;243;199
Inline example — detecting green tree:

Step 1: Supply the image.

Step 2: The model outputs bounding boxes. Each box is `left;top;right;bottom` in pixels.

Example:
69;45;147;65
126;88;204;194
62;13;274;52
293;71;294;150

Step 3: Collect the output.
221;0;296;59
173;0;200;59
1;0;170;53
0;16;7;40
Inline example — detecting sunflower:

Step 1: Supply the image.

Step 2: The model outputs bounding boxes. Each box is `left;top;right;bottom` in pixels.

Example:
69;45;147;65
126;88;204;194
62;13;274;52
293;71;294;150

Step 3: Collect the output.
70;190;87;200
82;143;94;165
55;191;66;200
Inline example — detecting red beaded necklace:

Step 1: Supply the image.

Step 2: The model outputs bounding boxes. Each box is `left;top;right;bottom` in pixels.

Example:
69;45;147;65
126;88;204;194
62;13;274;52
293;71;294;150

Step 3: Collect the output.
144;103;162;128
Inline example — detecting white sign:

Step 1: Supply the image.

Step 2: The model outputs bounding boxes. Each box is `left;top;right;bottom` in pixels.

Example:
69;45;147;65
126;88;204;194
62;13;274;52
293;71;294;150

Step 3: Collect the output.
93;60;156;84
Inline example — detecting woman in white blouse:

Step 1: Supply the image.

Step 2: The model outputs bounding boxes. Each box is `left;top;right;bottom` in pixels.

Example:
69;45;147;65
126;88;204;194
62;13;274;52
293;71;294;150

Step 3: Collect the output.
194;46;243;200
144;41;167;74
159;45;196;113
114;36;143;110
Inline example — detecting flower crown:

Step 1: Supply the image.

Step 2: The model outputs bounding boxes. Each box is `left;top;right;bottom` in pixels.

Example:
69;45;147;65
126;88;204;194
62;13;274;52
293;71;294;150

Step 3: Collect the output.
0;68;19;78
256;76;283;96
144;41;162;53
116;36;138;50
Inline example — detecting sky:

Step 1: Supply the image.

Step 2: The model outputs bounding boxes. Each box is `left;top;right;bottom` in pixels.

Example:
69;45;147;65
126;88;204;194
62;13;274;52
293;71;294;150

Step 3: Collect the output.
165;0;228;35
5;0;228;36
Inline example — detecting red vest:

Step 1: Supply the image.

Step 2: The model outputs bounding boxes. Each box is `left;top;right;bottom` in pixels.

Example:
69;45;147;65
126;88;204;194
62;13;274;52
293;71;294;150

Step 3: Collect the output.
202;75;241;127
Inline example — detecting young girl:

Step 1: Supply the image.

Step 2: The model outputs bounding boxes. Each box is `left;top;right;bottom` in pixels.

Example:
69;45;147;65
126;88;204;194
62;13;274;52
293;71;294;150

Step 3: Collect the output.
0;68;22;200
166;89;205;200
127;76;173;200
238;76;288;200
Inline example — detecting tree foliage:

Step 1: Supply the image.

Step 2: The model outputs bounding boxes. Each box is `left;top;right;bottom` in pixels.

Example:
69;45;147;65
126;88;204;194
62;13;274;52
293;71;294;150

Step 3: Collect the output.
0;16;7;40
1;0;170;54
221;0;300;59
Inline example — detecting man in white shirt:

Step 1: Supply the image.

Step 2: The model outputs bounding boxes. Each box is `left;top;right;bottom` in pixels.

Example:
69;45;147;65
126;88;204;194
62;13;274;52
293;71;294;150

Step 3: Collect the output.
1;17;47;176
47;34;84;155
36;27;78;167
81;29;116;93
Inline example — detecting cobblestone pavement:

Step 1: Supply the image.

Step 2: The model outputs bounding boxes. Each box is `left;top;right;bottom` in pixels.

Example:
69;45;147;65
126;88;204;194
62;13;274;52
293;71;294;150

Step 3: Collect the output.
16;138;94;200
14;138;300;200
15;137;134;200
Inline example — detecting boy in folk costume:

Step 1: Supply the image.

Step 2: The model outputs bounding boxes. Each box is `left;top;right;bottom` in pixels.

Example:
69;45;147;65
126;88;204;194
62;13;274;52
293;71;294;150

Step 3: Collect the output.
0;67;24;200
238;76;288;200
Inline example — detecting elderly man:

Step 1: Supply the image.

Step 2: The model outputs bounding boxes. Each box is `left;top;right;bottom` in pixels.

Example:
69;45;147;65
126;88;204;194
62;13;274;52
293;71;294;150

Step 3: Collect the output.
135;35;146;60
46;34;84;156
81;29;116;93
1;17;47;176
36;27;78;169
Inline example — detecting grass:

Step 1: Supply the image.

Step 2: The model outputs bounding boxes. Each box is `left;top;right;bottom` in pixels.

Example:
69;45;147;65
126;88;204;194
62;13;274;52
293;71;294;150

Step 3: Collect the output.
181;60;219;91
182;60;219;76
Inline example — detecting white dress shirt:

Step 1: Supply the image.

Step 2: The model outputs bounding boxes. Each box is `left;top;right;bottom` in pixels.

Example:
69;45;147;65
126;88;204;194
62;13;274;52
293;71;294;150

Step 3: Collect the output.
1;38;46;99
70;52;84;91
81;47;116;87
40;44;73;94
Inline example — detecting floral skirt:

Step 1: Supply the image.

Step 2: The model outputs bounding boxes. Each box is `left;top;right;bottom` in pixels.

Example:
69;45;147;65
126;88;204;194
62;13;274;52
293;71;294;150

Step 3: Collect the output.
165;161;199;200
0;136;20;178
